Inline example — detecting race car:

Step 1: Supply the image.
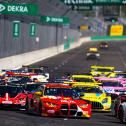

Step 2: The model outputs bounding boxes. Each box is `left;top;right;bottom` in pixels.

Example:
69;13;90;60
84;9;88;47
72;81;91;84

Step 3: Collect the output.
26;84;92;118
99;42;109;49
0;85;26;109
22;65;49;82
68;75;101;86
98;78;126;100
72;84;111;112
6;66;49;82
90;65;115;77
106;72;126;86
114;92;126;123
86;47;100;60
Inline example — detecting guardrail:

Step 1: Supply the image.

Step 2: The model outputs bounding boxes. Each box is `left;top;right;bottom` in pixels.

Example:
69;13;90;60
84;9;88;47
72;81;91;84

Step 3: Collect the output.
91;36;126;41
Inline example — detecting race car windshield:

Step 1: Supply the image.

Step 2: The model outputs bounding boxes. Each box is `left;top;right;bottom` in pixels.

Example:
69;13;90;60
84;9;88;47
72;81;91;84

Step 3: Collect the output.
23;84;42;92
74;87;102;93
100;42;107;45
93;68;112;72
87;51;98;53
115;74;126;78
44;88;79;99
8;76;31;83
73;78;94;82
101;81;123;87
53;79;71;83
0;86;23;98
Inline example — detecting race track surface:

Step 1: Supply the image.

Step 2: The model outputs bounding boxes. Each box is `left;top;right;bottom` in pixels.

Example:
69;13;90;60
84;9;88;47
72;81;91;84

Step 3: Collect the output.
1;41;126;126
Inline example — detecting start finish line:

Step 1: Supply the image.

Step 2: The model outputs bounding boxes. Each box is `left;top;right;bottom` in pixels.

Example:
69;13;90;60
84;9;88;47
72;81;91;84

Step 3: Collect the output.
0;3;38;15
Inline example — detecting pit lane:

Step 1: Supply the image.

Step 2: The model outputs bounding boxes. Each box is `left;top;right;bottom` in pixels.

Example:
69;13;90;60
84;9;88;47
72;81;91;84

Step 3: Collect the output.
1;41;126;126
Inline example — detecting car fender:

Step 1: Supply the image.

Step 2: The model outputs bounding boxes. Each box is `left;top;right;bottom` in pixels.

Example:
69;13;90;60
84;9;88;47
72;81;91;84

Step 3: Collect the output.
121;102;126;117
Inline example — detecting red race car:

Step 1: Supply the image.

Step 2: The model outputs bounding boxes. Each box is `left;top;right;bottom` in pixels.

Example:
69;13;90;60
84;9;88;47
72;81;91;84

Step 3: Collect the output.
0;85;26;109
26;83;92;118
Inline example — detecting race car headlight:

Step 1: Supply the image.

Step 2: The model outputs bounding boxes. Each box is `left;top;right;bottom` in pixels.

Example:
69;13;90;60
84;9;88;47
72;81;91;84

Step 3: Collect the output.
46;102;57;107
86;53;90;56
102;98;108;104
80;104;88;108
96;54;100;56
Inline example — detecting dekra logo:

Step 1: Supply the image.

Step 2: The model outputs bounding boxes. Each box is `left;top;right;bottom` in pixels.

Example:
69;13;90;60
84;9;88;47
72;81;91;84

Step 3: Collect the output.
0;4;6;12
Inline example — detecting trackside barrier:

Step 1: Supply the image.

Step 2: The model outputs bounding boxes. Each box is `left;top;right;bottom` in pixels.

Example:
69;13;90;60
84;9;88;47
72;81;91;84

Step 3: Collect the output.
0;37;91;70
91;36;126;41
68;37;91;50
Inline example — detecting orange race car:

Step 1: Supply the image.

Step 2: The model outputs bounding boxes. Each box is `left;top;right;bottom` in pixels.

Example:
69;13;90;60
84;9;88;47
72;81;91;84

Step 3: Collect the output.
26;83;92;118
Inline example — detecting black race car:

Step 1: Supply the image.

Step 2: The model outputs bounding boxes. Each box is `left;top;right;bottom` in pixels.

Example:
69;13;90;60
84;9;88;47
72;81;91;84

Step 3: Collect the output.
86;47;100;60
99;42;109;49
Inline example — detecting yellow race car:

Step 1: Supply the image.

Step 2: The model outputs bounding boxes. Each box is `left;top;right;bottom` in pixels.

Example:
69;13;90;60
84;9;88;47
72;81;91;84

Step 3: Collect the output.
90;66;115;77
86;47;100;60
67;75;101;86
72;84;111;112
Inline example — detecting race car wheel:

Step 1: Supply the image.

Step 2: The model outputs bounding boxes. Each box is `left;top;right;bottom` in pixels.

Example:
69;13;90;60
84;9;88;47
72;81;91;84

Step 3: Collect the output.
38;101;43;116
118;106;124;123
114;104;118;117
25;97;29;111
26;99;34;114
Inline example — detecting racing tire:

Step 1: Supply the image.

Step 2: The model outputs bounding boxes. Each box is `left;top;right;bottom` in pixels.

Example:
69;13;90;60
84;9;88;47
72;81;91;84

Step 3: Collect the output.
38;101;43;116
26;99;33;114
118;106;124;124
25;97;29;111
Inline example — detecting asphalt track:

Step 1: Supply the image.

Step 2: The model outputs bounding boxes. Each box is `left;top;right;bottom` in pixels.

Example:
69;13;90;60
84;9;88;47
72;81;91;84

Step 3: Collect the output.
1;41;126;126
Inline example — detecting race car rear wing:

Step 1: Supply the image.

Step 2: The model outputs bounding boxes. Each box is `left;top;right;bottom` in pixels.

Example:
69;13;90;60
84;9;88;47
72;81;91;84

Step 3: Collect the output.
91;66;115;70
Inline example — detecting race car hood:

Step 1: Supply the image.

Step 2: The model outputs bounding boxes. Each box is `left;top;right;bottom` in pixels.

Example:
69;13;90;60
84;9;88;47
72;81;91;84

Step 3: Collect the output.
41;95;87;105
81;93;106;102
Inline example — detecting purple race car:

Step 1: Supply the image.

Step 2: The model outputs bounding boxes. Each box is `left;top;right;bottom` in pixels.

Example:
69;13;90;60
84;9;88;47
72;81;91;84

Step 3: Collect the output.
98;78;126;100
